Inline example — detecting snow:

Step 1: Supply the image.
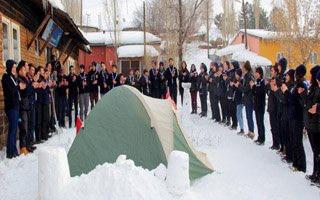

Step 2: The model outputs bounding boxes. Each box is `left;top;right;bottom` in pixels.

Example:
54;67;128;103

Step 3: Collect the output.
166;151;190;195
85;31;161;46
48;0;65;11
117;45;159;58
215;43;246;57
240;29;276;39
183;42;212;71
195;24;222;41
232;49;273;66
0;42;320;200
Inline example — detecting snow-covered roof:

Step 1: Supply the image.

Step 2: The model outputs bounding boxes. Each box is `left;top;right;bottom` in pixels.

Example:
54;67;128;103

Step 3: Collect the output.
48;0;65;11
215;44;245;57
195;24;222;41
231;50;272;66
121;21;139;30
240;29;276;39
117;45;159;58
85;31;161;46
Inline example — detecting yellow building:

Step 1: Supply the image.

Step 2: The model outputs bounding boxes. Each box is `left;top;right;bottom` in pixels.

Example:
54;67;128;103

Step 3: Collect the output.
231;29;320;78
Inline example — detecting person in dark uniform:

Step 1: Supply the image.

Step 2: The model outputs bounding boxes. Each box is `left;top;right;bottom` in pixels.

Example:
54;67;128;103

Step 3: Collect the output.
189;64;198;114
198;63;208;117
165;58;178;104
151;69;161;98
288;64;307;172
220;62;230;126
178;61;190;105
87;62;99;109
213;63;223;123
149;61;158;96
110;64;119;90
56;69;68;127
234;68;245;135
77;65;90;121
51;55;62;73
99;62;110;97
125;69;135;87
140;69;151;96
66;65;78;128
159;62;167;99
266;64;281;150
305;66;320;183
208;62;216;119
279;69;295;164
134;69;141;92
250;67;266;145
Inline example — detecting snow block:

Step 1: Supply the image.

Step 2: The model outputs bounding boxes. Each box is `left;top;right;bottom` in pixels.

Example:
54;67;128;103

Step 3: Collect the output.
166;150;190;195
38;146;70;200
153;163;167;181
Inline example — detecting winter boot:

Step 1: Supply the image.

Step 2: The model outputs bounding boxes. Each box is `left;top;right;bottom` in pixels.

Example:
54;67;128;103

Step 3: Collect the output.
246;131;255;140
20;147;29;155
311;155;320;185
201;112;207;118
237;129;245;135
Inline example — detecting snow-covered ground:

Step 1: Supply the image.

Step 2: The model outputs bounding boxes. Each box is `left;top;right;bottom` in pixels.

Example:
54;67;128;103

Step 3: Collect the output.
1;43;320;199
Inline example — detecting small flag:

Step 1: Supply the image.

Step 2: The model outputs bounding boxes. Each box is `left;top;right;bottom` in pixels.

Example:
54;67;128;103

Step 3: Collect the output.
76;117;83;135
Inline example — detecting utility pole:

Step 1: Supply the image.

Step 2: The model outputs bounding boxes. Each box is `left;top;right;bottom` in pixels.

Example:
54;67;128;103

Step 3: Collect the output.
113;0;118;66
80;0;83;26
242;0;248;49
206;0;210;59
143;1;147;69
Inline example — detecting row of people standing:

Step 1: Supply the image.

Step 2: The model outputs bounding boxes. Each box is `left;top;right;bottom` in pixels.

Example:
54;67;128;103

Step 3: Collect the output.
179;58;320;187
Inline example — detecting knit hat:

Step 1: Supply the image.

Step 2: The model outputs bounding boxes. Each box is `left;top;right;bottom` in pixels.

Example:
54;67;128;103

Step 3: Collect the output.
255;67;264;77
6;59;16;74
235;68;242;77
231;61;240;70
310;65;320;78
79;64;85;69
278;57;287;73
295;64;307;78
286;69;295;80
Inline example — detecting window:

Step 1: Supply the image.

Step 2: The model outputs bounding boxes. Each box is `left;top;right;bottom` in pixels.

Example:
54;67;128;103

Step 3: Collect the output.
2;19;10;62
310;52;318;65
12;24;20;61
1;17;21;64
276;52;285;62
35;39;40;55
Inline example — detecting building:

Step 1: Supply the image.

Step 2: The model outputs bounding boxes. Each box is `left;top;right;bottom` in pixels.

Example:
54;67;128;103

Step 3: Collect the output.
79;31;161;74
230;29;320;76
0;0;91;148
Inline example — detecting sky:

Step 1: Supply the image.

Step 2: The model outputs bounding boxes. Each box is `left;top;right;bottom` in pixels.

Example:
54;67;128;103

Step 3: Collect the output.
83;0;275;29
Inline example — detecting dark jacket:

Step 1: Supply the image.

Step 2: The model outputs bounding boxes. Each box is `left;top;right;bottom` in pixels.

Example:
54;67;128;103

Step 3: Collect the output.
190;72;198;92
239;71;255;106
110;72;119;89
159;70;167;91
226;69;236;99
67;73;78;96
36;76;50;105
134;75;141;92
140;75;151;95
252;78;266;111
87;70;99;94
213;74;224;97
208;69;215;93
178;68;190;91
17;76;33;111
165;66;178;87
2;73;20;111
27;74;36;107
279;81;294;121
151;73;160;89
234;79;244;105
288;82;307;121
305;85;320;132
125;75;136;87
99;70;110;94
198;72;208;95
77;72;89;94
57;75;68;97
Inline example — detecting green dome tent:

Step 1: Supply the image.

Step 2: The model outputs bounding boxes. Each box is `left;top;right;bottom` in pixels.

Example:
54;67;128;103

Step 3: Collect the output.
67;86;213;180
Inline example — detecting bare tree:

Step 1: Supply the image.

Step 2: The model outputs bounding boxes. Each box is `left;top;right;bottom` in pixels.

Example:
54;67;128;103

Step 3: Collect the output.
62;0;81;24
221;0;236;44
253;0;260;29
271;0;320;66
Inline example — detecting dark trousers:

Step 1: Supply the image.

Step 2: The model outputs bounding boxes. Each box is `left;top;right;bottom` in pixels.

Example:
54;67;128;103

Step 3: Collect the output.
57;96;67;127
179;87;184;105
209;92;215;118
278;115;285;150
228;99;238;127
28;104;36;144
255;108;265;142
5;109;19;158
152;88;161;99
190;91;197;110
308;131;320;175
90;93;99;109
36;103;49;141
245;104;254;132
213;95;221;121
200;93;207;113
269;112;280;148
160;88;167;99
68;93;78;127
283;120;293;161
219;96;228;121
169;85;177;104
19;110;29;148
292;120;306;172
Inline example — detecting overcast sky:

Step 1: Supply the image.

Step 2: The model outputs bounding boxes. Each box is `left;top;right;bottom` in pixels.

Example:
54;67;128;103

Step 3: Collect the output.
83;0;275;29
